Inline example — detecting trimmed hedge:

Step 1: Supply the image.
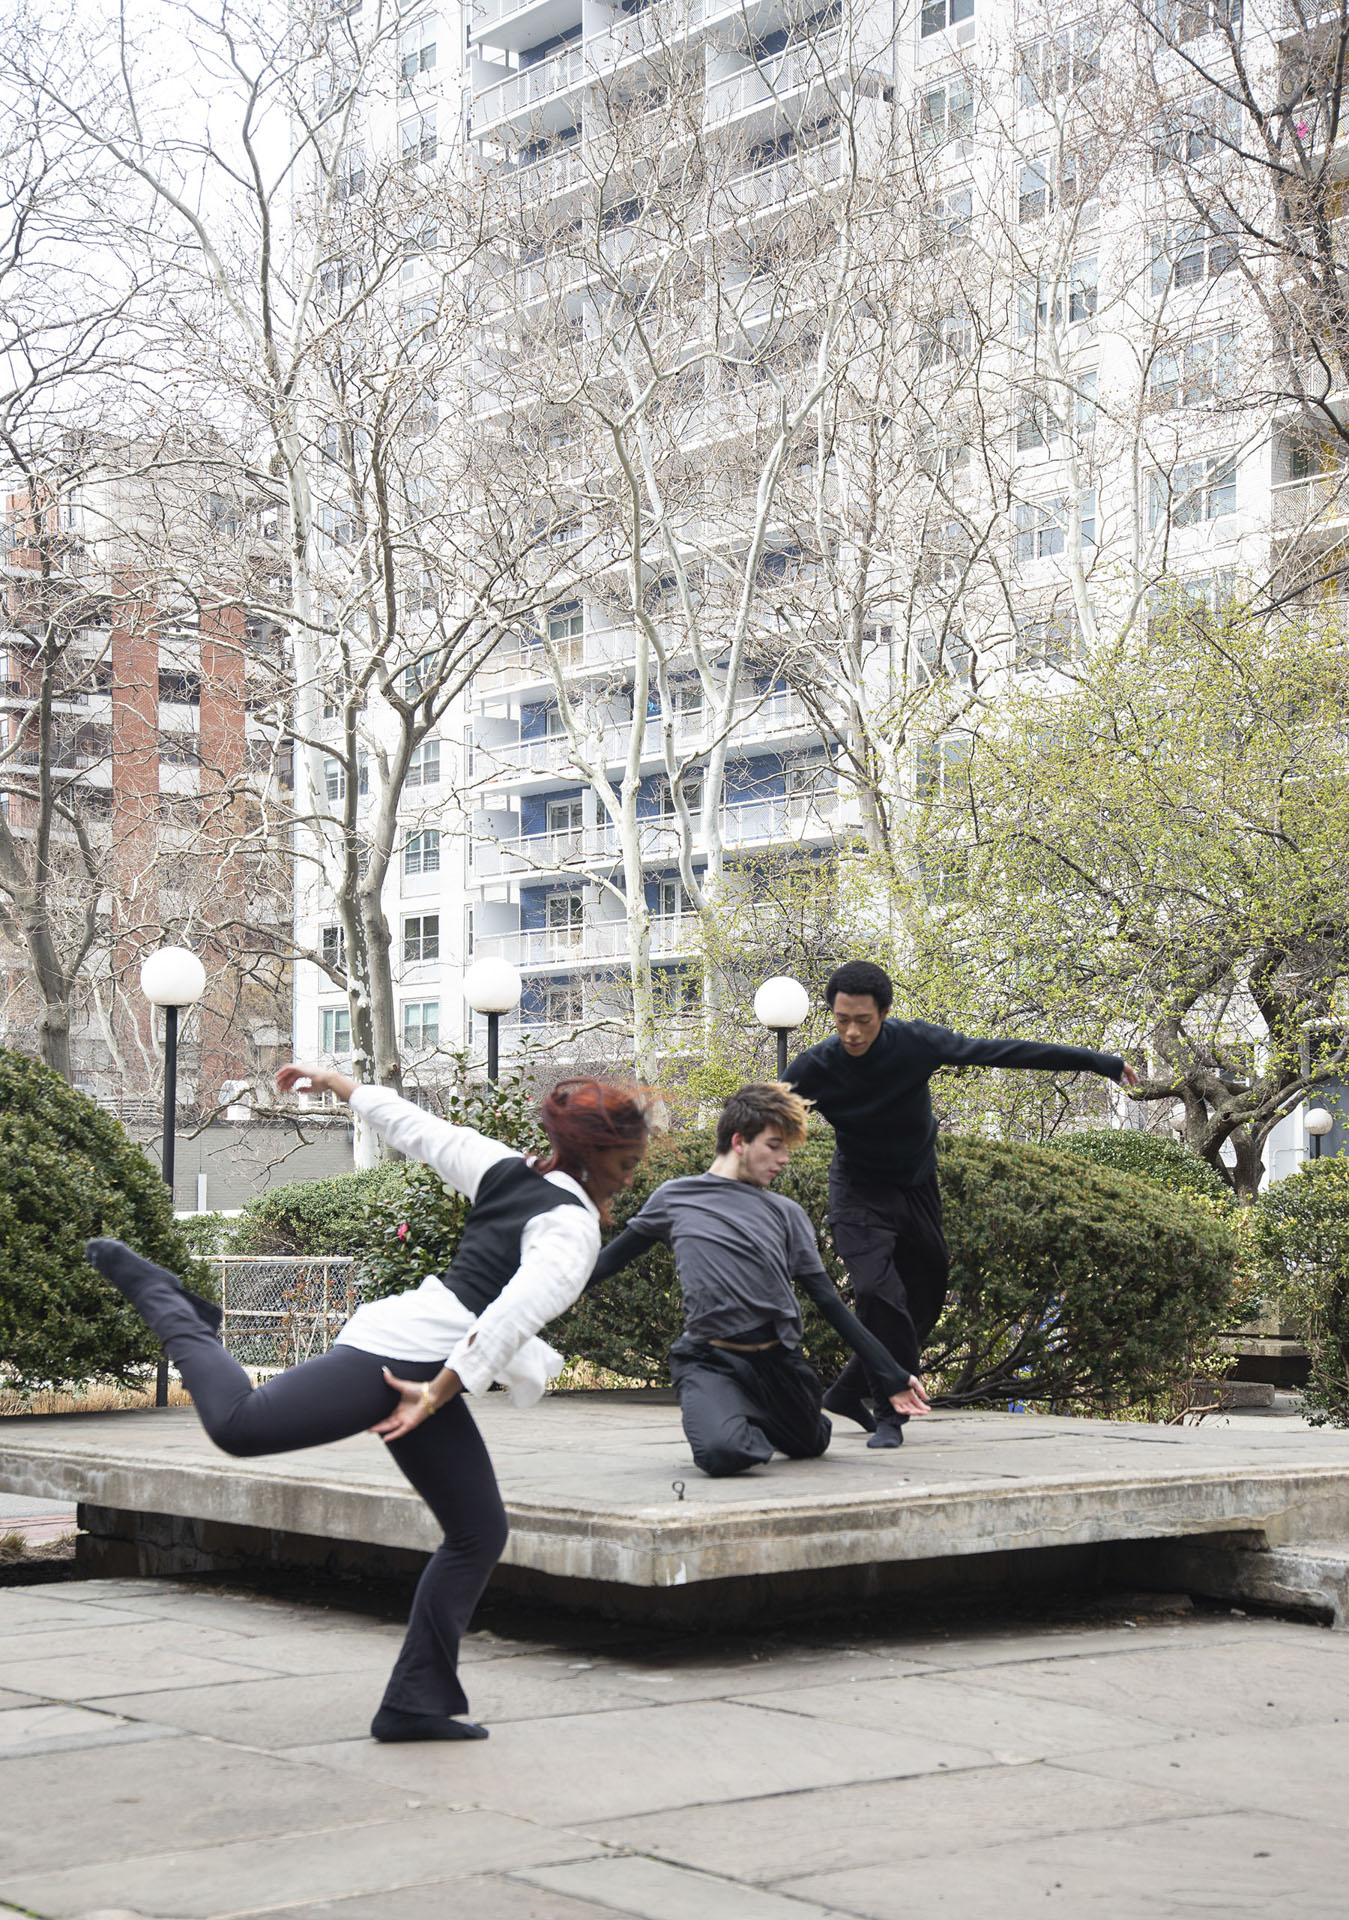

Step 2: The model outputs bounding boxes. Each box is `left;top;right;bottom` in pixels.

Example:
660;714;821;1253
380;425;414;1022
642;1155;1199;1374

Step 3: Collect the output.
1045;1129;1233;1205
0;1048;209;1393
1253;1159;1349;1426
235;1121;1238;1412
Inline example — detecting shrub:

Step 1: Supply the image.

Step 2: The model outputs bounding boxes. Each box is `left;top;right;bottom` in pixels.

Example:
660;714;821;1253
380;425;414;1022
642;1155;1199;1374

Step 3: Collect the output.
0;1048;209;1393
1253;1159;1349;1426
555;1130;1238;1409
1046;1129;1233;1206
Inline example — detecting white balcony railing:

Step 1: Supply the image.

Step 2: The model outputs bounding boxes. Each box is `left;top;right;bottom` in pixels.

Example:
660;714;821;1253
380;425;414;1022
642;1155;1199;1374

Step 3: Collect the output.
476;911;698;968
1272;472;1349;532
474;44;585;129
470;791;838;874
705;33;843;125
718;138;844;211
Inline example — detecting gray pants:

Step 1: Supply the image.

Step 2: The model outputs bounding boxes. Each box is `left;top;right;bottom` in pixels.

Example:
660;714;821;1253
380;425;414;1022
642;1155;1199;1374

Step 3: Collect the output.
124;1268;507;1720
669;1335;831;1477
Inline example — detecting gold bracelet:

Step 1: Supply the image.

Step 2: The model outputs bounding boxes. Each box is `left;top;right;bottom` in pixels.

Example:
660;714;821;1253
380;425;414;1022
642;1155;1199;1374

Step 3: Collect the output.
420;1384;437;1417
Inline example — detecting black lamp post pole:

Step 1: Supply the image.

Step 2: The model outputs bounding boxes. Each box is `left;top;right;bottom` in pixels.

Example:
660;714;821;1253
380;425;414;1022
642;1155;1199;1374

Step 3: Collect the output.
487;1010;500;1084
154;1003;180;1408
775;1027;788;1079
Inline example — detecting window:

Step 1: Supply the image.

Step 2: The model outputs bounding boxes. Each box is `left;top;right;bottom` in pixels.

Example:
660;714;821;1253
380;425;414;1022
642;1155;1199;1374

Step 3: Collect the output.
404;827;440;874
321;1007;352;1055
921;0;973;38
1160;0;1241;45
324;756;345;801
917;425;972;481
158;668;201;704
400;17;436;83
915;735;972;799
654;774;703;818
402;1000;440;1049
1015;609;1082;669
547;797;584;837
1019;159;1051;224
1016;399;1052;452
1019;24;1101;106
317;502;358;548
321;924;346;969
546;892;584;947
1151;223;1237;295
927;185;973;243
1150;456;1237;528
656;876;684;918
918;78;973;148
1017;492;1096;561
544;982;583;1024
1018;258;1097;335
335;145;365;204
407;738;441;787
921;519;971;588
917;629;974;682
1152;91;1241;171
918;308;973;370
1150;328;1238;407
404;568;437;613
673;680;703;716
401;659;426;700
404;913;440;963
400;111;437;170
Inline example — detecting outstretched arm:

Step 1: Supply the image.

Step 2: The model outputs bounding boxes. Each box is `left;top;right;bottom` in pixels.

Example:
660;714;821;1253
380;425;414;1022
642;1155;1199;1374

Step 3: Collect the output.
276;1063;516;1200
584;1223;664;1293
796;1267;930;1419
914;1025;1137;1087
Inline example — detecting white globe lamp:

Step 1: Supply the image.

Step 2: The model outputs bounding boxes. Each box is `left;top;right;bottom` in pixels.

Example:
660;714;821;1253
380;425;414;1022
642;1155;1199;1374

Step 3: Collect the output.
754;975;810;1077
1306;1106;1335;1160
463;957;523;1080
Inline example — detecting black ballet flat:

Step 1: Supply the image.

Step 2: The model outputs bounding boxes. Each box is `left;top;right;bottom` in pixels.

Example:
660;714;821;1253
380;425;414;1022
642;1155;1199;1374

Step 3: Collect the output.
370;1706;489;1743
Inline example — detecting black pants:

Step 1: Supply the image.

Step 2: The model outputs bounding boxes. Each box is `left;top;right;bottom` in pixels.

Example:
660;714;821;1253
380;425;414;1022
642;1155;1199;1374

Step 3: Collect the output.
128;1271;507;1720
669;1335;831;1477
827;1163;949;1411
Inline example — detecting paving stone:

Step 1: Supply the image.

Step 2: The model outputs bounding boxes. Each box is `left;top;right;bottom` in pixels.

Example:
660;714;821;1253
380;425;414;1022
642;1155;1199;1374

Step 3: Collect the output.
0;1591;155;1634
2;1812;601;1920
586;1762;1208;1882
0;1622;286;1701
0;1734;423;1877
1058;1718;1349;1825
723;1668;1171;1763
0;1702;178;1760
961;1633;1349;1735
94;1669;395;1748
779;1808;1349;1919
280;1874;644;1919
293;1697;995;1824
517;1856;843;1920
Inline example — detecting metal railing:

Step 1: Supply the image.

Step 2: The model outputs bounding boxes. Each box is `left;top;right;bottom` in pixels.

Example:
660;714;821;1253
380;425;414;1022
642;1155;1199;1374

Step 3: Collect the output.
216;1256;358;1370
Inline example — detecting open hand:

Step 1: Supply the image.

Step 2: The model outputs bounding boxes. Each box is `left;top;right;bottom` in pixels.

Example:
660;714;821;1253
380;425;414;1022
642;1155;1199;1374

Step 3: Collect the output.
277;1061;356;1101
890;1378;931;1419
370;1368;435;1443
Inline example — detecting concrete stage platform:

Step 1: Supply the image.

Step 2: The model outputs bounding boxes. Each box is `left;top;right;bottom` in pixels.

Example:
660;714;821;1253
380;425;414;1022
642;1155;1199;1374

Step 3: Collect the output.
4;1397;1349;1626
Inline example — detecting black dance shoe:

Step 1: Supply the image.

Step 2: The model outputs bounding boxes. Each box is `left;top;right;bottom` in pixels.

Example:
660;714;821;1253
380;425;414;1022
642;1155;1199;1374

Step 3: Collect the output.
370;1706;489;1743
85;1238;222;1334
866;1415;906;1450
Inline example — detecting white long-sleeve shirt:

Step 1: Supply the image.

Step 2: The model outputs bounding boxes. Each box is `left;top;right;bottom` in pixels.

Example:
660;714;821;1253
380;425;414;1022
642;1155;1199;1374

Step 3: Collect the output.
334;1084;600;1405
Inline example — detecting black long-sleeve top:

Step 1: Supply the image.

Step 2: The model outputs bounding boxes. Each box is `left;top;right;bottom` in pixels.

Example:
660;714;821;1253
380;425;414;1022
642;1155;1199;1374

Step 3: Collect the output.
587;1173;912;1396
787;1019;1125;1190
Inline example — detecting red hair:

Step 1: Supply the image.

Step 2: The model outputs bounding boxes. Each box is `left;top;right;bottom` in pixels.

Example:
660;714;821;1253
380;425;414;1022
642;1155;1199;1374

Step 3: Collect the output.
535;1078;655;1220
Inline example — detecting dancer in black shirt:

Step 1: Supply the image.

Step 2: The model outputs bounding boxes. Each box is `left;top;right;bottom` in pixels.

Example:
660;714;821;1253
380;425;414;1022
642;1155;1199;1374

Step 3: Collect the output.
786;960;1137;1448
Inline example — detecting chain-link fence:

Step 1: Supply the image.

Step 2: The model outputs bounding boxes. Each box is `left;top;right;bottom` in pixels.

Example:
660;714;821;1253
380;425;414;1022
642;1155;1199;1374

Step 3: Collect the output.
215;1257;358;1370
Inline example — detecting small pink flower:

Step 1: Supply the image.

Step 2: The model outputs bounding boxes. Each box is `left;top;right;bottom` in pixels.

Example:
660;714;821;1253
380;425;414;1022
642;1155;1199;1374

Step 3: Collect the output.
1297;120;1309;140
397;1222;409;1240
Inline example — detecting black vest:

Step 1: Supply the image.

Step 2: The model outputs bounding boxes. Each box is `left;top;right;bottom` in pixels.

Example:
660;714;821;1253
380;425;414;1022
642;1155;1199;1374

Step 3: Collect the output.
442;1157;588;1315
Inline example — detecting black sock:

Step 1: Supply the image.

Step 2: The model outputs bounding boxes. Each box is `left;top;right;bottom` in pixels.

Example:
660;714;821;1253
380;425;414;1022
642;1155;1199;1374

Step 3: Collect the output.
370;1706;488;1743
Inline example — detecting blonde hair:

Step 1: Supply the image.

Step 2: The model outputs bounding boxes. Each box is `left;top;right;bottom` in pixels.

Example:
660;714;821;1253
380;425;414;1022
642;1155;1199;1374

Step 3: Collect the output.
715;1082;812;1153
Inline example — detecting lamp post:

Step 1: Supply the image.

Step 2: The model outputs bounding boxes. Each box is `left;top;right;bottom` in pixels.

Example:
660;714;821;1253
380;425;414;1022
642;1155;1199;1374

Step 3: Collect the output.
140;945;207;1407
754;975;810;1079
463;957;523;1083
1306;1106;1334;1162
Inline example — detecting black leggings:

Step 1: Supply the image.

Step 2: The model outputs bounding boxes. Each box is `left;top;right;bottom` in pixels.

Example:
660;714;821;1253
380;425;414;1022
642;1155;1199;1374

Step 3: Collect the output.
138;1273;507;1719
827;1165;950;1412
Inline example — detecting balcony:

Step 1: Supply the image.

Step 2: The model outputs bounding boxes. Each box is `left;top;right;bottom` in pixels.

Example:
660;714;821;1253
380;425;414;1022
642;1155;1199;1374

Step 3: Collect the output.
476;910;697;968
705;33;843;125
473;625;639;691
717;138;844;212
1272;472;1349;533
473;44;585;131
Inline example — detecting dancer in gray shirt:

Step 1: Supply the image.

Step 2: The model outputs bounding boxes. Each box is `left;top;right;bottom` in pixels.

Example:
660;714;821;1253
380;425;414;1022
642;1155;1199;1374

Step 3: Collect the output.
588;1084;930;1476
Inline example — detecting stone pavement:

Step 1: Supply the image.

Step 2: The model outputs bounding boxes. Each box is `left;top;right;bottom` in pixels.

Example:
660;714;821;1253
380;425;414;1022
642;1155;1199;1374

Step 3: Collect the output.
1;1576;1348;1920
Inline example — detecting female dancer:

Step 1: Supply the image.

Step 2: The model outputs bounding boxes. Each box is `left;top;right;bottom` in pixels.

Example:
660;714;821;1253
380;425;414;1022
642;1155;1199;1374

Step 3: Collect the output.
86;1064;653;1743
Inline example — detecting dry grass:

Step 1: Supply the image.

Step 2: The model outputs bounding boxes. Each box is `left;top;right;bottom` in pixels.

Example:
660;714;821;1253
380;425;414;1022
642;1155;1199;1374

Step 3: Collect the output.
0;1380;195;1417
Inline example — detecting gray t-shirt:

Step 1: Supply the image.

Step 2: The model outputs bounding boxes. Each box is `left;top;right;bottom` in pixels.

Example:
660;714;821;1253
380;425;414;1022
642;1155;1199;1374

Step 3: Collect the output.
623;1174;827;1346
